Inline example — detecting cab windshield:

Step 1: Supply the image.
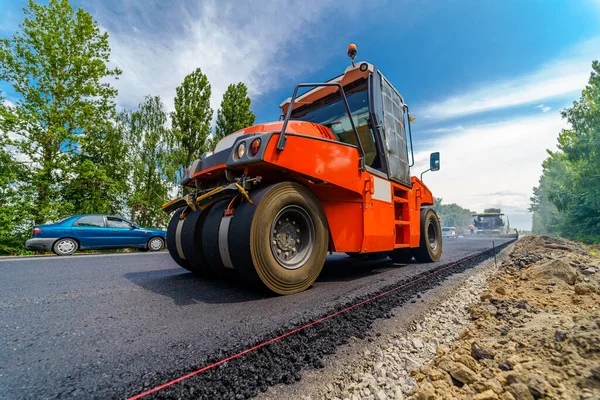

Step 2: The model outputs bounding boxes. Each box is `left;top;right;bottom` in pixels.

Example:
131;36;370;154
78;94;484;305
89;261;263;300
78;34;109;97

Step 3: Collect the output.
290;78;381;168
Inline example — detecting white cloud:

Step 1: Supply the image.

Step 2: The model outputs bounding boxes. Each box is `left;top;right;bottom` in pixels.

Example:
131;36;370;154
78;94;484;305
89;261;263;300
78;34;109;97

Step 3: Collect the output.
91;0;351;117
535;104;551;113
414;113;567;230
420;37;599;120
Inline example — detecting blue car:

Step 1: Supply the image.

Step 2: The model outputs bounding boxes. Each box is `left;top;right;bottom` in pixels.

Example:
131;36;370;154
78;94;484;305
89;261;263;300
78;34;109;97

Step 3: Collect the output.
25;214;167;256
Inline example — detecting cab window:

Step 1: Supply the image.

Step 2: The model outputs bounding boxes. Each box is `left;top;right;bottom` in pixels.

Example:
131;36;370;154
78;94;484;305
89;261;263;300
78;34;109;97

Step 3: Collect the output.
290;78;382;169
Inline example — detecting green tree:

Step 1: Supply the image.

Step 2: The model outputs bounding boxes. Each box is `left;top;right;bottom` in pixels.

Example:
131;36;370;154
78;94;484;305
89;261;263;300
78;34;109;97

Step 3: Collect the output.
531;60;600;242
431;197;474;229
170;68;212;174
0;0;121;224
63;118;130;214
529;155;567;236
214;82;255;142
126;96;172;228
0;141;34;255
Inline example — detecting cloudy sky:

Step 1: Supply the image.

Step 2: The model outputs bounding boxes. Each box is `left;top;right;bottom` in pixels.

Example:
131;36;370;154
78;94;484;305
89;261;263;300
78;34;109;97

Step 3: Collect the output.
1;0;600;229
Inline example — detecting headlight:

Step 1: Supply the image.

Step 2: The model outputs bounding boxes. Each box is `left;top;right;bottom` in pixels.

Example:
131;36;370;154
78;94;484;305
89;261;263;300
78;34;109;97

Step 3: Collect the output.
236;142;246;159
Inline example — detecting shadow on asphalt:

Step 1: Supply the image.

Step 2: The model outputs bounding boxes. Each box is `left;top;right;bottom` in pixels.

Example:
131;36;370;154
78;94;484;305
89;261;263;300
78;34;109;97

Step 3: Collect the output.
317;254;400;282
123;269;272;305
123;254;407;305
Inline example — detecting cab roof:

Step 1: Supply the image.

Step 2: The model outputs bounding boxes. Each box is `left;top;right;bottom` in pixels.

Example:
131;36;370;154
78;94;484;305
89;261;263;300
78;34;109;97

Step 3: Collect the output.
279;62;405;115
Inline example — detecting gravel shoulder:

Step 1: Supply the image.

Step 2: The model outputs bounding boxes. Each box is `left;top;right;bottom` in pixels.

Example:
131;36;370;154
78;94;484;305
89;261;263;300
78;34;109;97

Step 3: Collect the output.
267;235;600;400
410;235;600;400
259;240;516;400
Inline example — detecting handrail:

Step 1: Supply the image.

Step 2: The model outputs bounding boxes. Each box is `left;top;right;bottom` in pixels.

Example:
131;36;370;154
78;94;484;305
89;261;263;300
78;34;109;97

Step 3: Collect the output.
276;83;366;170
404;104;415;168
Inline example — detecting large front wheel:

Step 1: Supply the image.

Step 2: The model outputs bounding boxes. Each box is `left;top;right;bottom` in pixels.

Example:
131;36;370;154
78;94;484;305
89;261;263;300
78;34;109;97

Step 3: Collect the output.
230;182;328;295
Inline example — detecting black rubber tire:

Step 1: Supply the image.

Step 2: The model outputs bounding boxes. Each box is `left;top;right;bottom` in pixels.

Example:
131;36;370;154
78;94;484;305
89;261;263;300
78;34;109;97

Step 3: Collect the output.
52;238;78;256
166;207;193;271
413;208;442;263
388;249;413;264
229;182;328;295
180;207;215;276
201;200;232;276
147;236;165;252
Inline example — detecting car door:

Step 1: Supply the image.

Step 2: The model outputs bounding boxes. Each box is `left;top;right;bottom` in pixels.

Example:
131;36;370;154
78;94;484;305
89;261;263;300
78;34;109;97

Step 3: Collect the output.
107;217;146;247
71;216;109;249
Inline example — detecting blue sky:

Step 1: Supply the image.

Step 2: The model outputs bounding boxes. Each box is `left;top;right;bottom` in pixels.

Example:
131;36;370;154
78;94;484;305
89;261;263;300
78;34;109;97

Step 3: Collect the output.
2;0;600;229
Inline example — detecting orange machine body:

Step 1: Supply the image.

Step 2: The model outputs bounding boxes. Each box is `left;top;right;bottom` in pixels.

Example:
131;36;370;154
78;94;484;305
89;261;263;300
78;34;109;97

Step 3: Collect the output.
189;119;433;254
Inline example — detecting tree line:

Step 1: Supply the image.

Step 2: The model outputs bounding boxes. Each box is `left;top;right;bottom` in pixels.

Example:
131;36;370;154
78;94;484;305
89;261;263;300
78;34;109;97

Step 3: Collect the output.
530;60;600;243
431;198;475;230
0;0;256;254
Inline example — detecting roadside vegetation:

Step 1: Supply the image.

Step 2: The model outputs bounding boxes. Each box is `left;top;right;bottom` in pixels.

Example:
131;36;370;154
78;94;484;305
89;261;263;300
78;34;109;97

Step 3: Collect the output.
0;0;255;255
530;61;600;244
431;198;475;231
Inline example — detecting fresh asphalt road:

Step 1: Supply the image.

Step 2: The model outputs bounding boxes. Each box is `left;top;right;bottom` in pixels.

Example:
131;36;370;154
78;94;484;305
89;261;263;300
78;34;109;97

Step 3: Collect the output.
0;237;511;399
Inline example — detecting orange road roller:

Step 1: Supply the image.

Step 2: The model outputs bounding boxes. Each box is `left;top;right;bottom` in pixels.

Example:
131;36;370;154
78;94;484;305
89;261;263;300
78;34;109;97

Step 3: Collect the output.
163;45;442;294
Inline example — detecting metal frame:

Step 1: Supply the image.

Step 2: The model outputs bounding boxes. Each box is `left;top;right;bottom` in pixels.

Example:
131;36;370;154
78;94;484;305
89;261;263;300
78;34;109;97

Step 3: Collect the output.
276;83;366;170
367;67;390;177
404;104;415;168
371;70;414;188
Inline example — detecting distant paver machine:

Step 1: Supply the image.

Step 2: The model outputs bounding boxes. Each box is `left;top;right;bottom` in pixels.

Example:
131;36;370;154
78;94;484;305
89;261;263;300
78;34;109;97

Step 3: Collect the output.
163;45;442;294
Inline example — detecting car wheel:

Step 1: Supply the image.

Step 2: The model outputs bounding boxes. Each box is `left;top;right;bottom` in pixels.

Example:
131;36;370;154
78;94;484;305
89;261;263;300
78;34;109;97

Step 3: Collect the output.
147;237;165;252
53;238;78;256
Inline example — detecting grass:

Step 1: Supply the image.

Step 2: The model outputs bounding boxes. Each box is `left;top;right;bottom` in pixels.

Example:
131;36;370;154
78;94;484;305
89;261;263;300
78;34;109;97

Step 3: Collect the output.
587;244;600;259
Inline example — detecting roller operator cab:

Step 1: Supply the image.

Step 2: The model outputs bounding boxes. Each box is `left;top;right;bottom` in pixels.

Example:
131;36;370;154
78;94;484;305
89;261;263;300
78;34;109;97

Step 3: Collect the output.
163;45;442;294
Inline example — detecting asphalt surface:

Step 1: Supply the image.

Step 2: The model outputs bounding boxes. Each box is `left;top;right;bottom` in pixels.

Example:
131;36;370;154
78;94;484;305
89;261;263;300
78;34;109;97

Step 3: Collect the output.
0;237;512;399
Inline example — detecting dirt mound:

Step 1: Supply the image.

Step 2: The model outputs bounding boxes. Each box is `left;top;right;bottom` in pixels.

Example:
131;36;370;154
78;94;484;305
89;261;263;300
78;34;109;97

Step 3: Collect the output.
410;236;600;400
524;259;577;285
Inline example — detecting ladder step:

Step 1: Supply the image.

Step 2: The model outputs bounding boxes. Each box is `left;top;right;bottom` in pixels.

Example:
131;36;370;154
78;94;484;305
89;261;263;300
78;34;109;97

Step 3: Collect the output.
395;220;410;225
393;196;408;203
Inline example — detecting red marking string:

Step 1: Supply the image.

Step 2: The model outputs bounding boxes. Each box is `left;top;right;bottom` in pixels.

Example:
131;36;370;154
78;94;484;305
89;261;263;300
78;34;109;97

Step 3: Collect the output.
128;250;488;400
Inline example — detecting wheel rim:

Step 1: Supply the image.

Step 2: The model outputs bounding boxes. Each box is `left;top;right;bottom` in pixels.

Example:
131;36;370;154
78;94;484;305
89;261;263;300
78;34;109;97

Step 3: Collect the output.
427;220;438;251
149;238;163;250
57;239;76;254
270;205;315;270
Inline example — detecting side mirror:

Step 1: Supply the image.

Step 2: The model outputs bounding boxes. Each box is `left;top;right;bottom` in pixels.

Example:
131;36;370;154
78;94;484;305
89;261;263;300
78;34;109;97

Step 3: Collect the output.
420;152;441;181
430;152;440;171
